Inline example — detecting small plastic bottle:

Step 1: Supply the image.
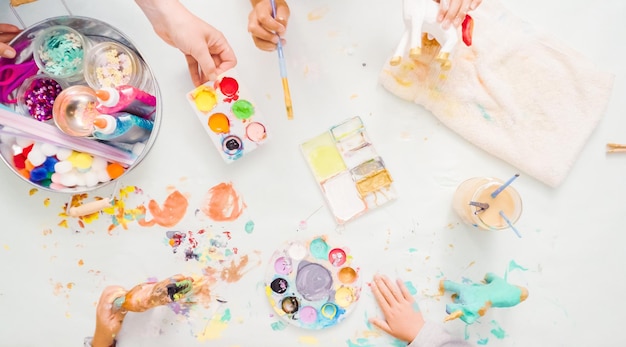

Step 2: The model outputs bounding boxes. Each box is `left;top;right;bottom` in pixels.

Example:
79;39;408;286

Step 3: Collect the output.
92;113;154;144
95;85;157;120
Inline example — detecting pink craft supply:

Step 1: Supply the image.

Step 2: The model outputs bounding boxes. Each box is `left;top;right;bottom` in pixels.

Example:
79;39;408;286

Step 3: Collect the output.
95;85;157;120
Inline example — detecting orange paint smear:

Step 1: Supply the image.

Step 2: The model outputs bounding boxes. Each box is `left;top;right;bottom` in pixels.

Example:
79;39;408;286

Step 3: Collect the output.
201;183;246;222
138;190;188;227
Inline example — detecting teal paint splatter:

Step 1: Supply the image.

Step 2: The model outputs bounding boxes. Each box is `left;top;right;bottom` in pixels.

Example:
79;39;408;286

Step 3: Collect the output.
390;339;406;347
220;308;231;323
464;325;470;340
224;249;233;257
508;260;528;272
477;104;492;121
244;220;255;234
408;247;418;253
477;337;489;345
346;338;375;347
490;320;506;339
404;281;418;295
309;237;329;259
364;311;374;330
270;320;287;331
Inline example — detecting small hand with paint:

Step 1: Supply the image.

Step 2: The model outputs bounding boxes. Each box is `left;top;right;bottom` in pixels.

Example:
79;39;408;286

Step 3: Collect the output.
248;0;290;51
135;0;237;86
437;0;483;29
369;274;424;343
92;285;128;347
0;23;21;59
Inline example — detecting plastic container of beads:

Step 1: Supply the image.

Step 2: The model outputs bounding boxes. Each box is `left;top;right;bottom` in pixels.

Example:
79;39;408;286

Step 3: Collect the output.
0;16;162;193
32;25;90;83
83;41;145;90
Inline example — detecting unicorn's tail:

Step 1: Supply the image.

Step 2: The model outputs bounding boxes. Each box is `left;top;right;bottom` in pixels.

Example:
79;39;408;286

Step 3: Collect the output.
462;14;474;46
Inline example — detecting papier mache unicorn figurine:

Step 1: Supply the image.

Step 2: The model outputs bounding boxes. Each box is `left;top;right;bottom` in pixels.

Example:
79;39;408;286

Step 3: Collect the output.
391;0;474;70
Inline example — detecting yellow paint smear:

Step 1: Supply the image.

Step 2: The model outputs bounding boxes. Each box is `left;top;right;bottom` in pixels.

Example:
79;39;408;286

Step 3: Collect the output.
298;336;319;345
307;6;329;21
197;316;229;341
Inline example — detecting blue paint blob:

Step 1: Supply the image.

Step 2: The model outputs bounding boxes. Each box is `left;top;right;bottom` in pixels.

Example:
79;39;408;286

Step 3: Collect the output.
244;220;255;234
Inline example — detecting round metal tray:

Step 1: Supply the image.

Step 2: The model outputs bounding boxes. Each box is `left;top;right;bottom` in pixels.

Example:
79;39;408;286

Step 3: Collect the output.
0;16;162;193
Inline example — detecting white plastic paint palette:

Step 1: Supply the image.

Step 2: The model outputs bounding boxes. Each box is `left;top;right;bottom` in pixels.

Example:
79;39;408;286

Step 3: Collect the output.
186;70;268;163
300;116;396;224
265;235;361;329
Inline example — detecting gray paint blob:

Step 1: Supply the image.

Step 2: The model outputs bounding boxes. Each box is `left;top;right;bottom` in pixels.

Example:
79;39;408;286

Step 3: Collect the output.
296;261;333;301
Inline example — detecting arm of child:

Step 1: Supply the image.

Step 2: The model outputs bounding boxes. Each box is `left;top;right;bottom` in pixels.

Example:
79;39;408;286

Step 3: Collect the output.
369;274;472;347
90;286;128;347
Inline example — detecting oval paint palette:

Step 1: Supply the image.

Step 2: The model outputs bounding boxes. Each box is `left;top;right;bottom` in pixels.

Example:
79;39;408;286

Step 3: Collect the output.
265;235;361;329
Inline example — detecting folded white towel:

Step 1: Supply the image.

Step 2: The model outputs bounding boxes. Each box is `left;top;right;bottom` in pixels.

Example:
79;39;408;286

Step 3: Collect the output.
379;0;615;187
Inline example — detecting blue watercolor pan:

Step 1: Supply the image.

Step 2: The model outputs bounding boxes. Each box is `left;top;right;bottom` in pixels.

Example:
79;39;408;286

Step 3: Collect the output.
265;235;362;329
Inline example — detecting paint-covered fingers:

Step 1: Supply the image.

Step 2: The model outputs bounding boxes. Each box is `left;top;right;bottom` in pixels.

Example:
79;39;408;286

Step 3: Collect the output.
396;279;417;304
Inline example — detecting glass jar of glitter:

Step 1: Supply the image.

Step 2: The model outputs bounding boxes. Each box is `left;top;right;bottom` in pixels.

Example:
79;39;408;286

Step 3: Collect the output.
83;41;146;90
33;25;90;82
16;74;68;122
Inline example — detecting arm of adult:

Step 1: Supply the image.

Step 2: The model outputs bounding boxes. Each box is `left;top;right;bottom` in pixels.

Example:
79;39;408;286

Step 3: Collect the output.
135;0;237;86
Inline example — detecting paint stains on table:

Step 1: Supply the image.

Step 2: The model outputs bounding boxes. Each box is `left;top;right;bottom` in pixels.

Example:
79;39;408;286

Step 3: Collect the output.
201;182;246;222
138;190;188;227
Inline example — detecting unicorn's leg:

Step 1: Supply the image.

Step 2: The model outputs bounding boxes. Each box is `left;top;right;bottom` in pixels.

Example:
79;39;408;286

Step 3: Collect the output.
408;14;425;60
436;30;458;70
390;29;410;66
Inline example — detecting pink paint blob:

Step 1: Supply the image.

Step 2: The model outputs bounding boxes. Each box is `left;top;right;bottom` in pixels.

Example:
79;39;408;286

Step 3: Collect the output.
299;306;318;324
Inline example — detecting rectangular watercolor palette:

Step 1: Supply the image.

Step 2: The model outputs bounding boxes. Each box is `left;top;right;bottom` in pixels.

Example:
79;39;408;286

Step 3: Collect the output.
300;116;396;224
186;70;268;163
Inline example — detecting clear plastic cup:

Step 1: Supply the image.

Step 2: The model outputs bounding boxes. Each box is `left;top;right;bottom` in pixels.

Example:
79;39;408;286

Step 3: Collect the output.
83;41;145;90
33;25;90;82
451;177;523;230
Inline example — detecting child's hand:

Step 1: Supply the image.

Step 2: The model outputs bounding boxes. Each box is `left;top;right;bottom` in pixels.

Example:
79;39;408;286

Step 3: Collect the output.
0;23;21;59
92;286;128;347
369;274;425;343
247;0;290;51
437;0;483;29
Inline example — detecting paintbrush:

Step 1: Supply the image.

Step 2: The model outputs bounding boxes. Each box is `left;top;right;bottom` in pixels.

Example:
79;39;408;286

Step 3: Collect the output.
270;0;294;120
607;143;626;153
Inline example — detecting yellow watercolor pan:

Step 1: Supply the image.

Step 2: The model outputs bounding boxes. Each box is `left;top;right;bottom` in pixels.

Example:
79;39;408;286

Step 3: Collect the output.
300;116;397;224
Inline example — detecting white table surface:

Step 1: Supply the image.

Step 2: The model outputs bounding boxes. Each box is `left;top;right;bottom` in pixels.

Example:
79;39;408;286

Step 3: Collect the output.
1;0;625;346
